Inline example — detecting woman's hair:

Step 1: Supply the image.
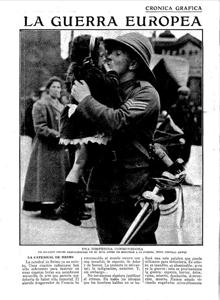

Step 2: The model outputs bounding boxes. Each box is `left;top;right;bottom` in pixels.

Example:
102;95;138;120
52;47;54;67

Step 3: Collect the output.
65;35;104;94
45;76;63;90
70;34;104;65
66;34;122;109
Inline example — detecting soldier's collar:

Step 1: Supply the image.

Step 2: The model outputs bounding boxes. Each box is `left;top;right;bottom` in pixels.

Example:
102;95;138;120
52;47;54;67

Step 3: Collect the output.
120;79;137;90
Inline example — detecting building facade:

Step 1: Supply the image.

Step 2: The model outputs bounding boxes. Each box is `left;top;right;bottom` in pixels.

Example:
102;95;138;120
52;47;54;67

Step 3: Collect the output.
151;30;202;106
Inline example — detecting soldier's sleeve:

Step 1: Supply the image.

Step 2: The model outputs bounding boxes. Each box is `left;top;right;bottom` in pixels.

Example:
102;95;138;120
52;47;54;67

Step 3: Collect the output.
33;101;60;140
76;85;160;135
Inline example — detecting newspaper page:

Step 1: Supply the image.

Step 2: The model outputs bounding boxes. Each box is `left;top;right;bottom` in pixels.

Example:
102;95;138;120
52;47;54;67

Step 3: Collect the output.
0;0;219;299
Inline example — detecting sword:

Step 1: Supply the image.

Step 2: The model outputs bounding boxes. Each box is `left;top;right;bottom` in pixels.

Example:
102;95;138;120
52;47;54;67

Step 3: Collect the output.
120;148;186;245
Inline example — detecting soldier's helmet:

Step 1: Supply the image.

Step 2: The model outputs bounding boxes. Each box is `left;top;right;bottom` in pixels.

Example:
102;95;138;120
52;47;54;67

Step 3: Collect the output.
105;32;157;87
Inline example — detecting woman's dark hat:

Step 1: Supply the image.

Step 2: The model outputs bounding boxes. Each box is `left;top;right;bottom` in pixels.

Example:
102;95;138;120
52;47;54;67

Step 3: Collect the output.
45;76;63;89
105;32;157;87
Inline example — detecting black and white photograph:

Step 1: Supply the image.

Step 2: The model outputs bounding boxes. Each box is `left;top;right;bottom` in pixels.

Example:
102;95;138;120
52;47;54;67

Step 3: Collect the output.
0;1;219;299
20;29;203;246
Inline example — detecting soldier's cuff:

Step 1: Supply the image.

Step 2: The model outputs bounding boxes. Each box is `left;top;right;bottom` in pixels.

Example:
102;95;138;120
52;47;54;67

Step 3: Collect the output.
81;95;93;103
76;95;95;113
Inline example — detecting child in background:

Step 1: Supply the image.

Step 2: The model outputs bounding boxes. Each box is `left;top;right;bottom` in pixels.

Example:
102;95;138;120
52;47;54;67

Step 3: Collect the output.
55;34;122;226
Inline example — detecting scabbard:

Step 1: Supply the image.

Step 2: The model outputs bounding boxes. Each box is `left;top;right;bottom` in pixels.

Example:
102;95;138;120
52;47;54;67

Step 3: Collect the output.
120;202;153;244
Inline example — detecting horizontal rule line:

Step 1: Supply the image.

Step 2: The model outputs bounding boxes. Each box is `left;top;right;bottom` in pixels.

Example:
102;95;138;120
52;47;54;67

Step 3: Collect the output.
145;11;202;13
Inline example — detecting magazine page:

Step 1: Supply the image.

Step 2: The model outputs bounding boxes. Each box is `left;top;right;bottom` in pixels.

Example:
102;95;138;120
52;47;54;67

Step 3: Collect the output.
0;0;219;299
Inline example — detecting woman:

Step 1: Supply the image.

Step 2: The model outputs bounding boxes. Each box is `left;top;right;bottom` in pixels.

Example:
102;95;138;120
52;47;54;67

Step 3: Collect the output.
22;76;70;218
55;34;122;226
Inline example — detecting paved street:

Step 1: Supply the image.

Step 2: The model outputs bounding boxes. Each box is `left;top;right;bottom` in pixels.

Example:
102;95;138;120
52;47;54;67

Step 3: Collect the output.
20;138;202;245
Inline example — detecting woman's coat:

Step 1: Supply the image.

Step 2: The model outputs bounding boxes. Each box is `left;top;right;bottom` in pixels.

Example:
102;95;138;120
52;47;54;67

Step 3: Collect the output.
22;95;70;208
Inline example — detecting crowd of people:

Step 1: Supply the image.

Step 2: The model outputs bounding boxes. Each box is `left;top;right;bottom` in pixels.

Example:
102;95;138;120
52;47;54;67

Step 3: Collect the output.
21;32;200;245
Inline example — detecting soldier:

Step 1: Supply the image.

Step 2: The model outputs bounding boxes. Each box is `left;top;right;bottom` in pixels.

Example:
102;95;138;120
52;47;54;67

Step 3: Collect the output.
169;86;192;164
71;32;161;244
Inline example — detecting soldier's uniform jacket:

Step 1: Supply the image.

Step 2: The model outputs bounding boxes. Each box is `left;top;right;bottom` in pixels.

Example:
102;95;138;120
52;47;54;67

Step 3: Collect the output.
76;79;160;203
